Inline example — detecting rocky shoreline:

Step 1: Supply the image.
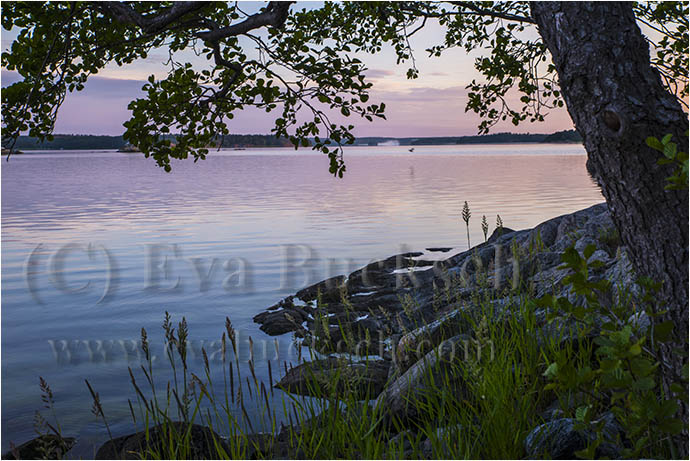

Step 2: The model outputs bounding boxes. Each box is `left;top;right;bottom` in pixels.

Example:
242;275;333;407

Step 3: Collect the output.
248;202;637;458
7;203;642;459
254;202;633;357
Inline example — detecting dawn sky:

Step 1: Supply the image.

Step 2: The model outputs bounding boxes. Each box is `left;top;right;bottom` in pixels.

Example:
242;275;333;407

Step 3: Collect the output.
1;2;575;137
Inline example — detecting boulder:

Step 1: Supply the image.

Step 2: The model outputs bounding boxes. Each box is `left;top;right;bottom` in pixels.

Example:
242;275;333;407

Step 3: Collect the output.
487;227;517;244
275;357;390;400
394;309;466;374
96;423;228;459
524;413;622;459
376;335;470;423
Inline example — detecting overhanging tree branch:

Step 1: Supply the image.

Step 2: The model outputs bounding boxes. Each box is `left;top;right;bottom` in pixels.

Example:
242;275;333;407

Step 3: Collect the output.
450;1;535;23
98;2;211;33
196;2;293;42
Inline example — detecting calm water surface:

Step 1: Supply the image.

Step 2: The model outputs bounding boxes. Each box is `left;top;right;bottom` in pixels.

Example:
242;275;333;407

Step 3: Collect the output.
1;144;602;455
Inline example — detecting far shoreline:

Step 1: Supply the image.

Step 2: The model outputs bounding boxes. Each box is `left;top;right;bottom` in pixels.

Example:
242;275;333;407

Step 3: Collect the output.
9;141;585;154
6;130;582;151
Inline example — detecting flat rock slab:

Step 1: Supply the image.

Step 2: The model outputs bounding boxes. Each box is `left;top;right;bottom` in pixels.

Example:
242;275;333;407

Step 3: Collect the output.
275;358;390;401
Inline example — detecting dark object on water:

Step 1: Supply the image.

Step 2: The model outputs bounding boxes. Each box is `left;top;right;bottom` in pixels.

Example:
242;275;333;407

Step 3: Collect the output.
1;148;23;156
2;435;75;460
408;147;415;152
426;247;453;252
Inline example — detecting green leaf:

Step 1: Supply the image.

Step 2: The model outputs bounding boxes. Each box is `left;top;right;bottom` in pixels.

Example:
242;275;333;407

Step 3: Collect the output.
657;418;683;435
543;362;558;378
663;142;677;159
646;136;664;151
653;321;674;342
583;244;596;260
575;405;590;422
632;376;655;391
629;342;642;356
658;399;679;419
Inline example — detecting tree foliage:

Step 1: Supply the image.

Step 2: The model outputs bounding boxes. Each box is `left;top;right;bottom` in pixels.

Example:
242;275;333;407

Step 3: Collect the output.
2;1;687;174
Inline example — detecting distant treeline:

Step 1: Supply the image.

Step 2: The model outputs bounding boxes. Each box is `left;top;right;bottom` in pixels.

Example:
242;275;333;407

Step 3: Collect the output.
6;134;292;150
352;130;582;146
6;130;581;150
8;134;127;150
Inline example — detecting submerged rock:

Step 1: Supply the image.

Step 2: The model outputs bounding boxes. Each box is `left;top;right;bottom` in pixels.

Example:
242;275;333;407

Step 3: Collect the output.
3;435;75;460
253;296;315;336
253;307;310;336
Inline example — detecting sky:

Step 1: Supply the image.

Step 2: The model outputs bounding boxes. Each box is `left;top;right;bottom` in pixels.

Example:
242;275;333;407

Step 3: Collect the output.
0;2;575;138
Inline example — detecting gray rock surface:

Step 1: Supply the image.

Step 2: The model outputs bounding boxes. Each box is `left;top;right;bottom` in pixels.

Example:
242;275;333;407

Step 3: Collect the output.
255;203;636;361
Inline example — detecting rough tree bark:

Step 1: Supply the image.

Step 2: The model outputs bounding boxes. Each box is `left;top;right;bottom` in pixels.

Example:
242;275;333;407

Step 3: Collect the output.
532;1;688;454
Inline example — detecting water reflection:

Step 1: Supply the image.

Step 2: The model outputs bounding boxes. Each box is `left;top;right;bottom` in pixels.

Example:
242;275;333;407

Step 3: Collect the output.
1;144;602;455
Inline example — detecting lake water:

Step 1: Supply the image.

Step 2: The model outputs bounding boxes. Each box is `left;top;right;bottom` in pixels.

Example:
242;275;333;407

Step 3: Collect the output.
1;144;603;456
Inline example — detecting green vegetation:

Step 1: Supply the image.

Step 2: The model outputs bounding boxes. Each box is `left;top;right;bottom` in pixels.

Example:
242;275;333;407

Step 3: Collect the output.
538;245;688;458
597;226;621;258
646;132;689;190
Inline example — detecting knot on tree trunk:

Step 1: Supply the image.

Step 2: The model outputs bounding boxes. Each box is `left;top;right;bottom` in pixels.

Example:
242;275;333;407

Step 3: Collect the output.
601;109;623;135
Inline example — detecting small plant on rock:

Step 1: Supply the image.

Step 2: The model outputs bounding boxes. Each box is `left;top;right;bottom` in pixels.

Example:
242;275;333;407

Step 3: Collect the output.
496;214;504;237
462;201;472;249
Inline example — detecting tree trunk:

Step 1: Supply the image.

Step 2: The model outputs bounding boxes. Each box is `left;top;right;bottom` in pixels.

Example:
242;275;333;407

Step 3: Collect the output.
532;1;688;455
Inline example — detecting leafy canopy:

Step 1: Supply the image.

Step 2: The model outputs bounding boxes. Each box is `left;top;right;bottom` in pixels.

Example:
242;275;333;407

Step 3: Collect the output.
2;1;687;174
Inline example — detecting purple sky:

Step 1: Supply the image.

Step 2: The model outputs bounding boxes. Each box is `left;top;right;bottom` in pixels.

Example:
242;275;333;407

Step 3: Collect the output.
1;3;575;137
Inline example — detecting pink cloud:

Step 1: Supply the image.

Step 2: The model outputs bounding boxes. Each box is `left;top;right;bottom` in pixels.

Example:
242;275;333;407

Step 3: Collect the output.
365;69;397;79
1;71;574;138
